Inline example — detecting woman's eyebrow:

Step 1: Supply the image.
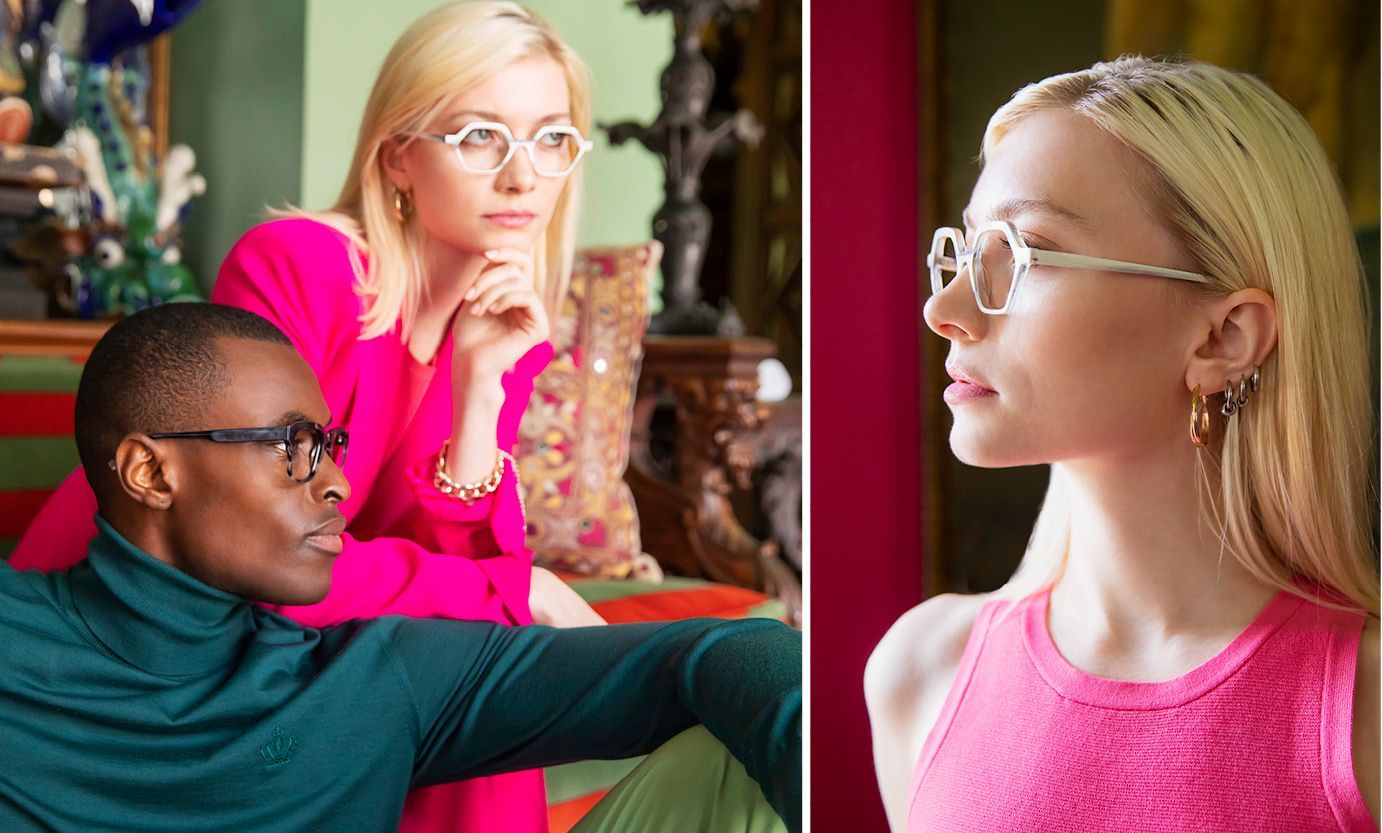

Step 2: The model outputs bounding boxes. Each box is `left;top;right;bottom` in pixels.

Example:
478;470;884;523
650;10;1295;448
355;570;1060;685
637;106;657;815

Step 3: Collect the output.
442;110;573;124
446;109;501;121
962;198;1091;230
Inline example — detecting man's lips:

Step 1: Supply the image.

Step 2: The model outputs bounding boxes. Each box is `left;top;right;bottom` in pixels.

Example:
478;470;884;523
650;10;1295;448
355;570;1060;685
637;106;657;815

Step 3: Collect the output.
305;516;347;554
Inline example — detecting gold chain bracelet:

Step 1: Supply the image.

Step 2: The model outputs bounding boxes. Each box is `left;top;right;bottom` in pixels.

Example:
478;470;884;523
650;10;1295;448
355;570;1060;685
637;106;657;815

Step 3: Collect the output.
434;441;506;503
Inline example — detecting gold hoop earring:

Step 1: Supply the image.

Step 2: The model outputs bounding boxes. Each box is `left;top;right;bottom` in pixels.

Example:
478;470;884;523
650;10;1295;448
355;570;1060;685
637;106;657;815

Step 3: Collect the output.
392;187;413;222
1190;385;1212;447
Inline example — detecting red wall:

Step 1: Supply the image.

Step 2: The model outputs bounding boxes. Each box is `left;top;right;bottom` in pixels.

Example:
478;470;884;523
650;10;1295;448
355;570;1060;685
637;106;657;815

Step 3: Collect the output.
810;0;924;829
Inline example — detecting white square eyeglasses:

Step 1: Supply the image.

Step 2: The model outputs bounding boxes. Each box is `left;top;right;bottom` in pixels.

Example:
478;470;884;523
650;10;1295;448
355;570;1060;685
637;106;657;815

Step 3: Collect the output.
927;220;1210;314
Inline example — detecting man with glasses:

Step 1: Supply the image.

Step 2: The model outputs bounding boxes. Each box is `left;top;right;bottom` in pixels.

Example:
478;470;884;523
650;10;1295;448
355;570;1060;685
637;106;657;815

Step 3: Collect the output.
0;303;799;833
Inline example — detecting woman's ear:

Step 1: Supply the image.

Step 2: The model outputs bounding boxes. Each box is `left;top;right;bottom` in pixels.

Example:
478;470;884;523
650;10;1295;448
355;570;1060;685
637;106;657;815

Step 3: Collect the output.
1185;287;1278;394
380;136;412;192
112;435;178;511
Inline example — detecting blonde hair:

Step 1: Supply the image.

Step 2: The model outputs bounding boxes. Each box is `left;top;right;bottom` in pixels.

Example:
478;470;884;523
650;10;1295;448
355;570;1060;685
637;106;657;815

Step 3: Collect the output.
284;1;590;340
986;57;1378;615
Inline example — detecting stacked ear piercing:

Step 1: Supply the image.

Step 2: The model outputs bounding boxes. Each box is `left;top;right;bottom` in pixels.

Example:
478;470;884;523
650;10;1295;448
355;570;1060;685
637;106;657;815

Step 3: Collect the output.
1190;366;1261;447
1219;365;1261;417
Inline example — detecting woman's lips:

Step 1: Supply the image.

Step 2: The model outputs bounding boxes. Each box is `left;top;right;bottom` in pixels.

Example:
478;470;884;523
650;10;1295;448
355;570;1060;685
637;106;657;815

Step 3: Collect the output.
943;380;998;404
943;363;997;404
484;211;536;228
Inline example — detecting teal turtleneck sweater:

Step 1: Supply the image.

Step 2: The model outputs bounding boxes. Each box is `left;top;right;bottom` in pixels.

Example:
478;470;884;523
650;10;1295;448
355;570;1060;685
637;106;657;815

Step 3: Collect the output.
0;518;801;832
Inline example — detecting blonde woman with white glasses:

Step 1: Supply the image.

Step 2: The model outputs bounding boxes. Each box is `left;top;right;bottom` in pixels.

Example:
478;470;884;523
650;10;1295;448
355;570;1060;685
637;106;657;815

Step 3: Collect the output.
867;56;1378;833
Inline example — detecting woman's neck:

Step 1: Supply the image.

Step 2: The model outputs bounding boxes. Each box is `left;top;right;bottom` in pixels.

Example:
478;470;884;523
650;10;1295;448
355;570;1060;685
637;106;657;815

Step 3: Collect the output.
405;232;488;365
1046;441;1278;679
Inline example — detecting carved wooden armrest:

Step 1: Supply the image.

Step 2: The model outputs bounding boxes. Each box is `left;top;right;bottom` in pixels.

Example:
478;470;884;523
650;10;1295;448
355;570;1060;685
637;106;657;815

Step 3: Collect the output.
626;335;801;624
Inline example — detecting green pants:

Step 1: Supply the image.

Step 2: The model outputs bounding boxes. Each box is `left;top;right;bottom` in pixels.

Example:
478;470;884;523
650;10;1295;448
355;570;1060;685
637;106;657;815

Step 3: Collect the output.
574;726;787;833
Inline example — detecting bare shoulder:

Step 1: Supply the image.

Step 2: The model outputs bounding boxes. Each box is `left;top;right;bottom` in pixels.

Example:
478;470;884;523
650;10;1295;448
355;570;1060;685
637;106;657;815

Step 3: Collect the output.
1353;616;1378;823
866;593;990;705
865;593;991;831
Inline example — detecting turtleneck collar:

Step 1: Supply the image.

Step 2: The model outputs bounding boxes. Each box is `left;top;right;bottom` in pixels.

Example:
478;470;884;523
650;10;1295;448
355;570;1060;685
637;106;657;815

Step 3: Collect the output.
67;516;259;678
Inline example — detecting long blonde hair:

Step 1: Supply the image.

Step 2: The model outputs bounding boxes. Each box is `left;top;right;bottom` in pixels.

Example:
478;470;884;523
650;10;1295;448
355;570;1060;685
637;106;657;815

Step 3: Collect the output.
285;2;590;340
987;57;1378;615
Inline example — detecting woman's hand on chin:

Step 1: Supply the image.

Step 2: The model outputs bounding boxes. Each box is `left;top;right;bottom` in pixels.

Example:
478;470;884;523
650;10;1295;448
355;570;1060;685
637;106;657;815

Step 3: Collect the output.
529;565;608;628
452;247;550;381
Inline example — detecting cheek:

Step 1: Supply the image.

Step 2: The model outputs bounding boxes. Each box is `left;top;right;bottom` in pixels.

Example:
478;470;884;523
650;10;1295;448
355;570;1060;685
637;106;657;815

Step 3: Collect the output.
950;288;1189;466
533;177;566;214
174;466;302;591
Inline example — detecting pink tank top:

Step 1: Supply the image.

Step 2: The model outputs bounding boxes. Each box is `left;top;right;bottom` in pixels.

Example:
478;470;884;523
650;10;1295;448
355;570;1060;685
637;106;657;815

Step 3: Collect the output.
908;588;1375;832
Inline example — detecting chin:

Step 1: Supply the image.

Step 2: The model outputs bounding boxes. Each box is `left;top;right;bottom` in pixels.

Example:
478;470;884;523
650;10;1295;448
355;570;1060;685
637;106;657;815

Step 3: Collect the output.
270;583;331;607
948;425;1039;469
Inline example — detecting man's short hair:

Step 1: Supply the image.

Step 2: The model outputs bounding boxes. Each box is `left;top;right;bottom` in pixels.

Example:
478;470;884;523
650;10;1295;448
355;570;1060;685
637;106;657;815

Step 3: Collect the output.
75;303;293;499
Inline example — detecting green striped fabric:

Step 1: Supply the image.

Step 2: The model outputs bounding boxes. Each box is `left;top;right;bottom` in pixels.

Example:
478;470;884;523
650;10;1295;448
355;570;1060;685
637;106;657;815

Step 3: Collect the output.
0;354;83;391
0;437;79;490
1;355;83;543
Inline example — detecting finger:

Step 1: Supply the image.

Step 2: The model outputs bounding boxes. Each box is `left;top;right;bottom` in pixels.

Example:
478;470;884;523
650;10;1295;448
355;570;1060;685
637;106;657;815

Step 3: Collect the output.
484;247;534;270
465;271;524;311
480;286;542;318
469;277;530;316
483;247;535;283
464;264;525;303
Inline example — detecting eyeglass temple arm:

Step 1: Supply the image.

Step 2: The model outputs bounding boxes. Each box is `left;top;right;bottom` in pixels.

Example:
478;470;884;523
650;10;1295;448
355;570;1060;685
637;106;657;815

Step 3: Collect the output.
1026;249;1208;283
148;427;293;442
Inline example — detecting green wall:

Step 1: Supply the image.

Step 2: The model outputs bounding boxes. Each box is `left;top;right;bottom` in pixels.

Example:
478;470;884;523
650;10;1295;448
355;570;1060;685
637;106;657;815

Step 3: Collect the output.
168;1;671;289
168;0;307;291
300;0;670;248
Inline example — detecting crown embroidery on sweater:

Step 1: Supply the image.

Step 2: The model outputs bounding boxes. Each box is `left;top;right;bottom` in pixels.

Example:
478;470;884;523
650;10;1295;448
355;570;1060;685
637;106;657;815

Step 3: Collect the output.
260;726;298;768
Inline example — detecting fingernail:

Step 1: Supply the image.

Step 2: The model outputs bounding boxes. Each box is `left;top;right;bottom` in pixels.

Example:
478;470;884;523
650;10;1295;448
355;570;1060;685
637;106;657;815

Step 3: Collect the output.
484;249;498;258
464;286;477;300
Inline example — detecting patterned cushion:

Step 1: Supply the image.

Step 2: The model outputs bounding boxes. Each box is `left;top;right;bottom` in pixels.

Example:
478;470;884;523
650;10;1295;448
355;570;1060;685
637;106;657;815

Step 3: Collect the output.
517;243;661;579
0;354;83;559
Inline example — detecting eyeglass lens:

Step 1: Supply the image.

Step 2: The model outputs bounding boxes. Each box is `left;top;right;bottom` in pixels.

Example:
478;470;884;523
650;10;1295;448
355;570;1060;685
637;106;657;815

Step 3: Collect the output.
458;127;581;174
286;424;348;482
933;230;1019;309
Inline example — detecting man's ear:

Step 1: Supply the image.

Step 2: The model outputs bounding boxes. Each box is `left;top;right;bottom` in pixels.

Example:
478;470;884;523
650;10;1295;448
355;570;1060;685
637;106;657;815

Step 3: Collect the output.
380;136;412;192
1185;287;1278;394
111;434;177;511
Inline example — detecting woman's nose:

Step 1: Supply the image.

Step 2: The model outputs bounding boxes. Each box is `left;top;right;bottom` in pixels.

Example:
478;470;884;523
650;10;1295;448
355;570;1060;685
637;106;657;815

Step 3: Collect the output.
495;147;538;194
922;266;986;342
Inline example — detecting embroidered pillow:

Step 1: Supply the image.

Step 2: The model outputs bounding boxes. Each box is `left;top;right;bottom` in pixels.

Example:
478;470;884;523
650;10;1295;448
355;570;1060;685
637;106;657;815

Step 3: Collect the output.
516;243;661;579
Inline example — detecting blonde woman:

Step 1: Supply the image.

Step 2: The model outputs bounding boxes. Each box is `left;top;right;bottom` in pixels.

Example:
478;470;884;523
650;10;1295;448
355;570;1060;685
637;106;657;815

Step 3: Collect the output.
15;3;606;831
866;57;1378;832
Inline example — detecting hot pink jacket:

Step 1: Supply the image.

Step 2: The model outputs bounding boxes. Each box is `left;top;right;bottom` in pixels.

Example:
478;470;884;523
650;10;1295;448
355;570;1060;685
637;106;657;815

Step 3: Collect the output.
12;218;552;833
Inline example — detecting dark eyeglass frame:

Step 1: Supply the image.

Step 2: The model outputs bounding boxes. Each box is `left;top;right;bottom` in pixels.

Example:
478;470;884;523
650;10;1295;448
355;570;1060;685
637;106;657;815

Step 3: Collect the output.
147;420;349;483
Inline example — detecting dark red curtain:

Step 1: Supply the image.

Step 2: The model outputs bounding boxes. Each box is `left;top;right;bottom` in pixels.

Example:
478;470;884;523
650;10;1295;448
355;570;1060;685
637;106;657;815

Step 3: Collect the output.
810;0;925;829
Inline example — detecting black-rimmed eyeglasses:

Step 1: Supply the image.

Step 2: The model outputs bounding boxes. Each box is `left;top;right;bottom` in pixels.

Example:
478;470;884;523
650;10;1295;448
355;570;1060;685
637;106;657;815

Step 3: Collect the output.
147;421;349;483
